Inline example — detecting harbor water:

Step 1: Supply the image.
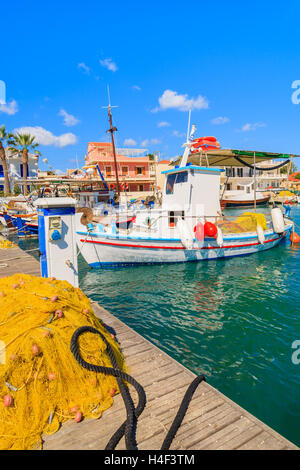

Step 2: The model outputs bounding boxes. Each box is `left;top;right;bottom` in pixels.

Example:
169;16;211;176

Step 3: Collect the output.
14;206;300;446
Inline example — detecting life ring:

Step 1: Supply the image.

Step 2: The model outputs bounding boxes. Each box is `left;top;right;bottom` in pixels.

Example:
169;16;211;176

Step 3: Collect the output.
121;183;129;191
109;183;115;190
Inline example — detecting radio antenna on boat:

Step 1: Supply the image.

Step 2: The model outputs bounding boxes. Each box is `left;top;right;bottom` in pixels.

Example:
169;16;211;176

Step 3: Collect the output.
102;85;120;196
180;110;196;168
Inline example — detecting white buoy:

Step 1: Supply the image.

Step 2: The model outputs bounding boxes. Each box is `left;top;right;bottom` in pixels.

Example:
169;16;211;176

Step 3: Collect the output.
177;217;194;250
271;207;285;234
256;224;265;244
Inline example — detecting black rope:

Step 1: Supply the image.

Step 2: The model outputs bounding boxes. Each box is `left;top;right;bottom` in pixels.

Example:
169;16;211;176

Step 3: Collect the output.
233;155;290;171
71;325;205;450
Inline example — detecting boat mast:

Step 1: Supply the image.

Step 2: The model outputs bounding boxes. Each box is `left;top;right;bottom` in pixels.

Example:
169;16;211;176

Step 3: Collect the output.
254;151;257;212
104;86;120;196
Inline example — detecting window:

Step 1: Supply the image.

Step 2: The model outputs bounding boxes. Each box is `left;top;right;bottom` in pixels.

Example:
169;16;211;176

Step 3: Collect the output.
138;184;144;191
122;166;128;176
166;172;188;194
226;168;235;177
105;166;112;177
169;211;185;227
237;168;243;177
176;171;188;183
166;173;176;194
20;164;30;177
136;167;145;175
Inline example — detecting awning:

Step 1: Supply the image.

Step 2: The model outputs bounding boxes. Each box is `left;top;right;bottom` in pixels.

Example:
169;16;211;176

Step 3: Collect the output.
176;148;299;168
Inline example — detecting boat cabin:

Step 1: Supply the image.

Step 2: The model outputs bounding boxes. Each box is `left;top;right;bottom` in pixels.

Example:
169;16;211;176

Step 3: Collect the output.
161;164;224;219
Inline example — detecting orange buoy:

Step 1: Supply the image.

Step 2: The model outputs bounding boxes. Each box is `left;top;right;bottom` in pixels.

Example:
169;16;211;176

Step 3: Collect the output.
290;232;300;244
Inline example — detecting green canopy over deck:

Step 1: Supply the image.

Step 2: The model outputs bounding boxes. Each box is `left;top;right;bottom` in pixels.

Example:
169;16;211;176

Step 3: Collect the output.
175;148;299;168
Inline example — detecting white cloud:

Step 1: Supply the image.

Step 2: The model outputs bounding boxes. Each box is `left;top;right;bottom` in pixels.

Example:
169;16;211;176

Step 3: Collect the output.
241;122;267;132
54;169;65;175
172;130;185;138
157;121;170;128
211;116;230;125
100;58;118;72
132;85;141;91
123;138;137;146
153;90;209;112
13;126;77;147
78;62;90;74
0;99;18;115
58;109;80;127
141;138;161;147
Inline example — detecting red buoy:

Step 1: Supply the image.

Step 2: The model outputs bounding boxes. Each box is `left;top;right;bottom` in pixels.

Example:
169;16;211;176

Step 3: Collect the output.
204;222;218;238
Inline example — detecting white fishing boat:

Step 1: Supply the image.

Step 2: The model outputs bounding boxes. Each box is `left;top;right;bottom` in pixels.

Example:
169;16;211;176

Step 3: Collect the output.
221;181;270;208
75;119;293;268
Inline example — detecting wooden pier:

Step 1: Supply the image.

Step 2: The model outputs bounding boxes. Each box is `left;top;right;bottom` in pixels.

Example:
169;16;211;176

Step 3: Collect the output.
0;242;298;450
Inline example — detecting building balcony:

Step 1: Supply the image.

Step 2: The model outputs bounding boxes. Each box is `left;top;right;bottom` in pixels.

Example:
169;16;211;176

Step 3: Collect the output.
104;175;155;181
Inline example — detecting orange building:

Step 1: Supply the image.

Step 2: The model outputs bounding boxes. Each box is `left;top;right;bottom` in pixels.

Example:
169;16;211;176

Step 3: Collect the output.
85;142;156;194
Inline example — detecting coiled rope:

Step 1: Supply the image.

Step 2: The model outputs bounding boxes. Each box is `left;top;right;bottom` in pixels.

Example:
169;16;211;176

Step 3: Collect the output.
71;325;205;450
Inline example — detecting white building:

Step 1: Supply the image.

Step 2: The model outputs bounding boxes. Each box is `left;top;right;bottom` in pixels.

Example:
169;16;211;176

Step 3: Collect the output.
0;148;39;193
221;160;285;191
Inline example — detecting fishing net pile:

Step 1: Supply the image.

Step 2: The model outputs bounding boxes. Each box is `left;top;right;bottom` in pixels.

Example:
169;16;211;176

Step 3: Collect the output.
278;190;295;198
0;239;16;249
0;273;126;450
218;212;268;234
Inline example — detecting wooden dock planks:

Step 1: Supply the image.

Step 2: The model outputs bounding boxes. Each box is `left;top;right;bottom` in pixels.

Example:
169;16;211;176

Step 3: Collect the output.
0;243;298;450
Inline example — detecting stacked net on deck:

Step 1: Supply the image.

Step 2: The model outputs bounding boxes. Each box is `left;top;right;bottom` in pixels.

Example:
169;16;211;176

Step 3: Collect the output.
218;212;268;234
0;274;126;450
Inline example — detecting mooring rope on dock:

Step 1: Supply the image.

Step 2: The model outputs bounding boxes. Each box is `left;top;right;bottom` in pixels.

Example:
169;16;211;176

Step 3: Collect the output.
71;325;205;450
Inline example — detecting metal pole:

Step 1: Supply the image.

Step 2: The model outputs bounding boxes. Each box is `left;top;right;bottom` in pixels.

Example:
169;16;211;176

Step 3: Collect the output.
154;152;158;196
254;152;257;212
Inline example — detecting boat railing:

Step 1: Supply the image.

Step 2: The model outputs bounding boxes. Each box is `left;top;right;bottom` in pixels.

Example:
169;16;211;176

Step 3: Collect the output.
130;212;272;235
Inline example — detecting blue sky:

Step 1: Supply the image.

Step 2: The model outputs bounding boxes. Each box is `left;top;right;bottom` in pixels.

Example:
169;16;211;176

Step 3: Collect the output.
1;0;300;171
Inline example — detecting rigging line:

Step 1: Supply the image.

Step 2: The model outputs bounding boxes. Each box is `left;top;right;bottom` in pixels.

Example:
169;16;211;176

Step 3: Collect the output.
233;155;290;171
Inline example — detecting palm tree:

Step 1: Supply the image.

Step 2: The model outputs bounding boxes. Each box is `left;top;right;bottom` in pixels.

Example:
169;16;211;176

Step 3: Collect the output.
9;133;41;195
0;125;12;196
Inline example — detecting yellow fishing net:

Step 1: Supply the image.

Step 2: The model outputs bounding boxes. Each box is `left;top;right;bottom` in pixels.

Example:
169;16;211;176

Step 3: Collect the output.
278;190;295;197
218;212;267;234
0;240;16;249
0;273;126;450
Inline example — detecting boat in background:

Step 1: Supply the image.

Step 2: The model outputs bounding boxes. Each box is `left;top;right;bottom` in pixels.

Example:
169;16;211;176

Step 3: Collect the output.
221;181;271;208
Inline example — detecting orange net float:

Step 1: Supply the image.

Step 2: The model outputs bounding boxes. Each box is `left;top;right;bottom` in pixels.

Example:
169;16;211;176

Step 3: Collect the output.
109;183;115;190
121;183;128;191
